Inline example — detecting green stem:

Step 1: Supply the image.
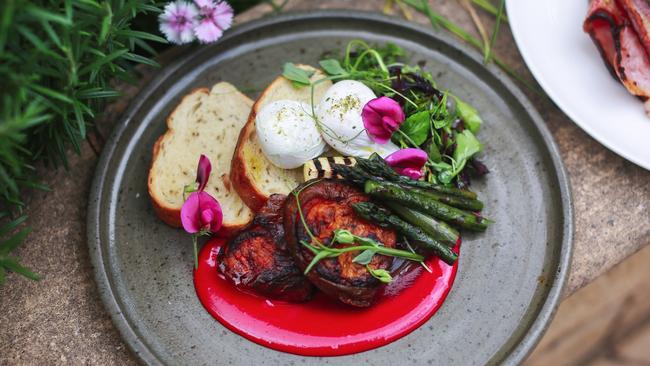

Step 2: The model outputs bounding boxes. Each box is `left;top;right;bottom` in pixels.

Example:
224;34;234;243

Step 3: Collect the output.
395;129;439;167
472;0;508;21
396;128;421;148
192;235;198;270
420;0;439;29
372;81;419;109
303;242;424;262
293;179;325;246
400;0;538;94
352;49;389;74
299;236;424;275
484;0;505;64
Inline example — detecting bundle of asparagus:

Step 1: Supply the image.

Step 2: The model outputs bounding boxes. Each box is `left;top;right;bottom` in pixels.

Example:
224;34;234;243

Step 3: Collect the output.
333;154;490;265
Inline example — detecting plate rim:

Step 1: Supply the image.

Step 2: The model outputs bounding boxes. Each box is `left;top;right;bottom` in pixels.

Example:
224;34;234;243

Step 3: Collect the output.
505;0;650;170
88;10;574;366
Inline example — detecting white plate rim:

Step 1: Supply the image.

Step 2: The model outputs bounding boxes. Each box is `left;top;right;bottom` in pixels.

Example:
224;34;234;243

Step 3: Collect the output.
506;0;650;170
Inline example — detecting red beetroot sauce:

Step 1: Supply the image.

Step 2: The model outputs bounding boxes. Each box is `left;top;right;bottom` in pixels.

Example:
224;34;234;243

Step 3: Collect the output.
193;237;460;357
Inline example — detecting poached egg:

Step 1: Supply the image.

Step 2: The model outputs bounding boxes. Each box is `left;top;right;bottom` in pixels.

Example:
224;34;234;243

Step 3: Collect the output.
315;80;399;158
255;100;326;169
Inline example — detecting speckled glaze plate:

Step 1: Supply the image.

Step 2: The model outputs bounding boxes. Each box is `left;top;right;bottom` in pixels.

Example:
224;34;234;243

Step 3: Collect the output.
88;11;573;366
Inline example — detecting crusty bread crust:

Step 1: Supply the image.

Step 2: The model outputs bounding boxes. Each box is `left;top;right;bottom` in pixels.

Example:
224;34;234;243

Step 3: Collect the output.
149;134;183;227
148;88;209;227
231;66;331;211
148;85;254;237
230;97;268;211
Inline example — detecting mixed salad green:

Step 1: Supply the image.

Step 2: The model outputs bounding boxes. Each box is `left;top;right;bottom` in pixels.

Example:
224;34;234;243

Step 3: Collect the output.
283;40;488;188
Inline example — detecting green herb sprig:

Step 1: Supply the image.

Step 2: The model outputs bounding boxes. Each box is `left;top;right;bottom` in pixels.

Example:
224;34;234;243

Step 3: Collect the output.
292;182;423;283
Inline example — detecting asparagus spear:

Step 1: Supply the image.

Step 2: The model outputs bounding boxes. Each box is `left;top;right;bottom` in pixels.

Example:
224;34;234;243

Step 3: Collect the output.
356;154;478;200
384;201;459;247
364;180;489;232
335;163;484;210
352;202;458;265
382;180;483;211
332;163;372;186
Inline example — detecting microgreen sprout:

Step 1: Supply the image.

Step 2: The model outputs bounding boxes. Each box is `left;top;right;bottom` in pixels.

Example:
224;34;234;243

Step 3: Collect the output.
366;266;393;283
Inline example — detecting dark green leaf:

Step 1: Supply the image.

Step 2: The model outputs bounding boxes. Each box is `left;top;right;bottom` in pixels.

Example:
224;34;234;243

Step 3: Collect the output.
77;0;102;9
0;165;19;195
0;0;15;53
116;30;168;44
424;139;441;163
27;84;74;104
122;52;160;67
41;21;62;49
18;180;50;191
0;216;27;238
137;4;163;13
352;249;376;265
452;130;483;173
282;63;313;86
99;2;113;44
396;111;430;146
16;25;64;60
0;266;5;285
79;49;129;75
72;101;86;138
25;6;72;26
76;89;122;99
133;38;156;56
319;59;346;75
454;97;483;133
0;227;30;256
0;257;40;281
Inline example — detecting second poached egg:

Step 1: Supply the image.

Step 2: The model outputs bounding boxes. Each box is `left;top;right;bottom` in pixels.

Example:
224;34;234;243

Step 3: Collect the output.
316;80;399;158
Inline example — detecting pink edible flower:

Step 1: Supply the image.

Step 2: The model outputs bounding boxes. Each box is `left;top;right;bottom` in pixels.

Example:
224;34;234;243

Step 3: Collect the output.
195;154;211;192
181;191;223;233
181;154;223;234
361;96;405;144
385;148;428;180
194;0;233;43
159;1;199;44
180;155;223;269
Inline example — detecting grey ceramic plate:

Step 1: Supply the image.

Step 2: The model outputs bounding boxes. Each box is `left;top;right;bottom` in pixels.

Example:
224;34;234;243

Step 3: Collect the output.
88;10;573;366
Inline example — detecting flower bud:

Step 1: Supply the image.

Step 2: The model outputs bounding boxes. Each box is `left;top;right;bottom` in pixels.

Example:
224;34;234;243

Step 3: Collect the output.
333;229;355;244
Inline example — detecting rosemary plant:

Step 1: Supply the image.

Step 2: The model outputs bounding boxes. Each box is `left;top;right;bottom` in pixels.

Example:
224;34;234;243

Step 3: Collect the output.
0;0;166;284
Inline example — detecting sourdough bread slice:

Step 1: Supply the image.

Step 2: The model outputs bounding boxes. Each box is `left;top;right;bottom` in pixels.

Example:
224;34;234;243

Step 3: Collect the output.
230;65;333;211
148;82;254;236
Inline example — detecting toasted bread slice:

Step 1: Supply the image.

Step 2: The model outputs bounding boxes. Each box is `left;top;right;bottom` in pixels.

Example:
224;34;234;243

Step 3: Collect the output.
231;66;333;211
148;82;254;237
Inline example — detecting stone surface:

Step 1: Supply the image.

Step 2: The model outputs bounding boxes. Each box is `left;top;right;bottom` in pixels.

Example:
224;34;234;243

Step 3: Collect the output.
1;0;649;364
526;244;650;365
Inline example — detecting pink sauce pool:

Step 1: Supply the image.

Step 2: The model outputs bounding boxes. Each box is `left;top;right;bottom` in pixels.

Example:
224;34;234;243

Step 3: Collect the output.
193;237;459;356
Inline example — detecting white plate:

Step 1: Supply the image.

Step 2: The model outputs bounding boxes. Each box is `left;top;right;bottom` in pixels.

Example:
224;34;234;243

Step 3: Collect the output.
506;0;650;170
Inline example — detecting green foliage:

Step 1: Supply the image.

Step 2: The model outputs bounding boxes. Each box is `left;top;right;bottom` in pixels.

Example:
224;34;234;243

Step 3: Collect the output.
282;62;314;86
394;111;430;146
0;215;39;285
0;0;165;283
